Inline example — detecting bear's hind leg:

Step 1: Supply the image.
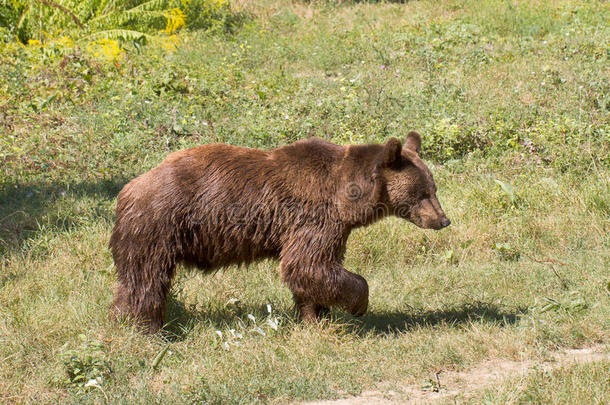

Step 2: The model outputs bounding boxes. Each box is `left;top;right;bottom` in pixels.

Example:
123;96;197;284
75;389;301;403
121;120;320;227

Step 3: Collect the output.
110;258;176;334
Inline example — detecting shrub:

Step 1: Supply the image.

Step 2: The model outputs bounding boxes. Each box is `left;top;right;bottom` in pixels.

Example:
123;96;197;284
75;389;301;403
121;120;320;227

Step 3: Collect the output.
0;0;241;44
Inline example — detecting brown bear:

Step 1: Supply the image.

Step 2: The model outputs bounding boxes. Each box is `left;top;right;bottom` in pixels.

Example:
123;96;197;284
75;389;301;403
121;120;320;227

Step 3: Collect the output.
109;131;450;332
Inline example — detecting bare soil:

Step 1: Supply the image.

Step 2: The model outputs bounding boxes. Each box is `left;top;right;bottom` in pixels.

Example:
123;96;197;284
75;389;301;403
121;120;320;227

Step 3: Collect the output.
304;345;609;404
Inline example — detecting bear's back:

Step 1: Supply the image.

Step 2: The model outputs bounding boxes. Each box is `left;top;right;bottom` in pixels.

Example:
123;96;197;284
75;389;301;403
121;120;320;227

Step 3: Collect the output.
165;138;345;202
269;138;345;201
118;139;346;210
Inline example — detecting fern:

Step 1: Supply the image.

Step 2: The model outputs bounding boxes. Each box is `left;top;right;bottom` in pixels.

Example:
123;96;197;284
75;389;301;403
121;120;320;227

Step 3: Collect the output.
3;0;238;45
88;0;167;26
4;0;179;43
123;0;167;13
88;9;166;30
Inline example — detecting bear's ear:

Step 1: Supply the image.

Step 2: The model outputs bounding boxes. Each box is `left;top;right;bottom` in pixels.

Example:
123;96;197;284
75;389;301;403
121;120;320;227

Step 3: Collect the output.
381;137;403;167
404;131;422;154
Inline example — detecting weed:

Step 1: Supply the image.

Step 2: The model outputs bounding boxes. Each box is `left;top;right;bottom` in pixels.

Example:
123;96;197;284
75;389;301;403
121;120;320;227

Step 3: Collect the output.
59;335;112;387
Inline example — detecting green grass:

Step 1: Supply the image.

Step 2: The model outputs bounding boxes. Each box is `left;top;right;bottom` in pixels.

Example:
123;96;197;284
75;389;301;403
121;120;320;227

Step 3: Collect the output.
1;0;609;403
473;360;610;404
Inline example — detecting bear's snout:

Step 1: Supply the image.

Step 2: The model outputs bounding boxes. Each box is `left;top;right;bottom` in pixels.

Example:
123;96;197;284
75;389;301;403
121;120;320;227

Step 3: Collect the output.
405;197;450;230
425;216;450;230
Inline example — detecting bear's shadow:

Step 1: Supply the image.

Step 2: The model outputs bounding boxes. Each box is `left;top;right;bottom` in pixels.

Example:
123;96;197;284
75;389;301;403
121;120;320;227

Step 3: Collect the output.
0;177;128;255
350;302;525;335
163;297;526;341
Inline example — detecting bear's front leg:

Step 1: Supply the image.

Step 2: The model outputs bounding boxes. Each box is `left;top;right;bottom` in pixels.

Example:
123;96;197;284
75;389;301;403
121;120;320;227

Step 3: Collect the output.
292;295;330;322
282;259;369;320
334;267;369;317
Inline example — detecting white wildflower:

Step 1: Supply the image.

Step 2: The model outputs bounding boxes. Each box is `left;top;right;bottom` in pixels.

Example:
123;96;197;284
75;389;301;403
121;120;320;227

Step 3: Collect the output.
267;318;278;331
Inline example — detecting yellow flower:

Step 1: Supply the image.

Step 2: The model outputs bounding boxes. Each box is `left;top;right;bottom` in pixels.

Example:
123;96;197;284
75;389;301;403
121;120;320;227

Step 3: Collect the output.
164;8;186;35
159;35;181;53
87;39;124;64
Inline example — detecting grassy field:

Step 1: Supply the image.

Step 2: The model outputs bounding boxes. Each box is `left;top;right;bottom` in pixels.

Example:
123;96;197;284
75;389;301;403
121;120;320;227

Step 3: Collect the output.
1;0;609;403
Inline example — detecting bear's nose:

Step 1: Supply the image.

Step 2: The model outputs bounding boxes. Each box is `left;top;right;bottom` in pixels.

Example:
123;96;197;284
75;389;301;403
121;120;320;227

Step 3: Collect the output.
440;218;451;228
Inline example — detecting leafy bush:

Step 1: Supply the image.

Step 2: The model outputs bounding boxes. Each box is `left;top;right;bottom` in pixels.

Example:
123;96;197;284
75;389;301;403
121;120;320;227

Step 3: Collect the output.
0;0;240;44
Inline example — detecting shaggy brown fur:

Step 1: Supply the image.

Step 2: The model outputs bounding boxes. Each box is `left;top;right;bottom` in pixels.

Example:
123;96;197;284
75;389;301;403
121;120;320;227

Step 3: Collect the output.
109;132;450;332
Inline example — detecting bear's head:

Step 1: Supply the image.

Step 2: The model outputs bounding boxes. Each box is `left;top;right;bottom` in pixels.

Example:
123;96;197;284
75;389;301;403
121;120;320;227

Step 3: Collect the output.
378;131;451;230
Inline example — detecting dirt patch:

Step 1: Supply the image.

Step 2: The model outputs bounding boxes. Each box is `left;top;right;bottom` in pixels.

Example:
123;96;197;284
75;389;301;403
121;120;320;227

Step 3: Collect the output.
303;345;609;404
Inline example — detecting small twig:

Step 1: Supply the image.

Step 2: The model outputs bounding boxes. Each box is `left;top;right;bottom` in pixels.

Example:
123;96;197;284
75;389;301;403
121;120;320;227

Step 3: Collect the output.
527;255;568;266
435;370;442;391
526;254;569;289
